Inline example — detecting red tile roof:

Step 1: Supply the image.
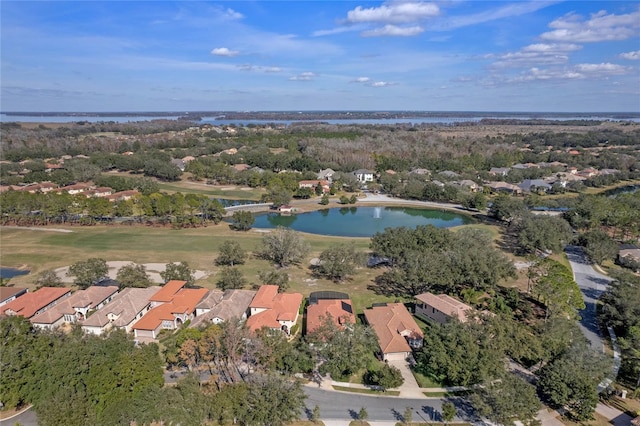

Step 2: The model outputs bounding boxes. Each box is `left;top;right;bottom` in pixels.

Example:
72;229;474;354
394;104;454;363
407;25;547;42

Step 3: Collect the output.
150;280;186;303
246;285;303;333
364;303;423;355
306;299;355;335
133;288;208;331
1;287;71;318
30;286;119;325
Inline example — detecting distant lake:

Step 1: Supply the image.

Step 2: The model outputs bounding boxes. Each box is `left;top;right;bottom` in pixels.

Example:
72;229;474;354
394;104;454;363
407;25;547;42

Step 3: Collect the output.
3;113;639;124
0;267;30;279
251;206;473;237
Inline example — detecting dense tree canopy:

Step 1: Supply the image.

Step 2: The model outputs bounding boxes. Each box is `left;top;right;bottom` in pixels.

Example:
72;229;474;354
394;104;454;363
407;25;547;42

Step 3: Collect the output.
257;227;310;267
370;226;515;297
67;257;108;289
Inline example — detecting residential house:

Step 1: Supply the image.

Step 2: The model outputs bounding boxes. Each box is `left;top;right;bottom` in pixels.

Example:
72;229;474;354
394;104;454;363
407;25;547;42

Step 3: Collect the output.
0;287;71;319
81;286;160;335
58;183;93;195
182;156;196;164
105;190;139;202
17;182;59;193
305;291;355;335
0;287;28;307
618;245;640;272
31;286;119;330
438;170;460;179
484;181;523;195
232;164;251;172
363;303;423;361
518;179;552;193
246;285;303;335
578;168;599;178
599;169;621;175
84;187;113;198
456;180;481;192
132;281;208;340
352;169;375;184
317;168;336;182
409;168;431;176
171;159;186;171
415;292;472;324
190;289;256;328
278;205;294;214
298;180;330;194
489;167;510;176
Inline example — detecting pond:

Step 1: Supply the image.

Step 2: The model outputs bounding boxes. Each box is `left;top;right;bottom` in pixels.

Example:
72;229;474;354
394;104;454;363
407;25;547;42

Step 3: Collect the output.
251;206;474;237
0;267;30;279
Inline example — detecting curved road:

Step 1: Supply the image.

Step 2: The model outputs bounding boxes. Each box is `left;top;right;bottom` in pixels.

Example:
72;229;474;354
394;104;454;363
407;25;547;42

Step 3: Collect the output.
564;245;613;353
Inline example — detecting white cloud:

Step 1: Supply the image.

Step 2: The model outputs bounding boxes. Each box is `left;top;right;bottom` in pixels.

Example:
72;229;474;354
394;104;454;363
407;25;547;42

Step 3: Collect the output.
508;62;631;82
362;25;424;37
540;9;640;42
289;72;316;81
238;64;283;73
491;43;581;67
346;2;439;24
574;62;629;75
351;77;371;83
211;47;240;57
370;81;392;87
620;50;640;60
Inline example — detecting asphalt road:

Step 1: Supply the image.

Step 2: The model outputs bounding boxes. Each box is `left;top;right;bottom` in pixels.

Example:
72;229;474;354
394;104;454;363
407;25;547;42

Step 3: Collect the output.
564;245;613;353
0;407;38;426
303;387;476;424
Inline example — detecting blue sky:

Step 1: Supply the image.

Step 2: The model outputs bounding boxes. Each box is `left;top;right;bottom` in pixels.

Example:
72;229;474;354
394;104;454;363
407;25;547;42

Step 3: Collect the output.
1;1;639;112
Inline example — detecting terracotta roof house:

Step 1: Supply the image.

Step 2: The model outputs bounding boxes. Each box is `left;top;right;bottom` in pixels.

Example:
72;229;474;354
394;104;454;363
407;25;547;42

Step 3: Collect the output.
150;280;188;306
190;289;256;328
363;303;423;361
306;291;355;335
81;286;160;335
17;182;59;193
105;190;139;202
132;284;208;340
30;286;119;330
415;292;473;324
0;287;28;307
246;285;303;335
58;183;94;195
298;180;330;193
1;287;71;319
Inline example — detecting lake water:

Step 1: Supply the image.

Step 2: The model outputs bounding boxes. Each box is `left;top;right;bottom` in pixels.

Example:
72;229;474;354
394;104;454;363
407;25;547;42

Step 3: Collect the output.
251;206;473;237
0;267;30;279
3;113;639;124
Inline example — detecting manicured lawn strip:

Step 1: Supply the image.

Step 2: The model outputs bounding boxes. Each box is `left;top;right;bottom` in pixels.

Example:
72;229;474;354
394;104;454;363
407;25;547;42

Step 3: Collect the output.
332;385;400;396
411;369;445;389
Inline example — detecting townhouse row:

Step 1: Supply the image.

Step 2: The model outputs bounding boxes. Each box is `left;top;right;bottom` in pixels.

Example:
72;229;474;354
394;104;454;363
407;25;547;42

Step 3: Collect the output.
1;283;476;360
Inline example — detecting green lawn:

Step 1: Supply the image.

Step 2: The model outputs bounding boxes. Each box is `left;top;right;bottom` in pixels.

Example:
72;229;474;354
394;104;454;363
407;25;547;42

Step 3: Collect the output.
157;181;264;200
411;368;445;389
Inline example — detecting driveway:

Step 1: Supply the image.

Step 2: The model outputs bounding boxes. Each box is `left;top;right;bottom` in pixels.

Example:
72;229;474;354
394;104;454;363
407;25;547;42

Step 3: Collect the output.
564;245;613;353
